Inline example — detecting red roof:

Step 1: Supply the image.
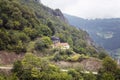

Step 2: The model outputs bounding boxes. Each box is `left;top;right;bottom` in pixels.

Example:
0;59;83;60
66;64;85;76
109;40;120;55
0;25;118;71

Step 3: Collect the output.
54;43;69;47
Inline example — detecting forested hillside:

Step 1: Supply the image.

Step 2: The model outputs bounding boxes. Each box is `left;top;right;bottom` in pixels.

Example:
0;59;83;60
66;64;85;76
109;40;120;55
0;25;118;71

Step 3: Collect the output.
0;0;100;56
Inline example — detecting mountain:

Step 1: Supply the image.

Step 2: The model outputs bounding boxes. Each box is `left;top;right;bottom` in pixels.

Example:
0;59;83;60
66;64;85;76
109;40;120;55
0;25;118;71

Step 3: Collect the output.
0;0;104;74
64;14;120;56
0;0;120;80
0;0;107;68
0;0;104;57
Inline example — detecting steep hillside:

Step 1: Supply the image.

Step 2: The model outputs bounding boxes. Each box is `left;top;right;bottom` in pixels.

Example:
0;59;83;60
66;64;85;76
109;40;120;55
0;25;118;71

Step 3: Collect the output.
0;0;40;52
0;0;102;57
0;0;105;77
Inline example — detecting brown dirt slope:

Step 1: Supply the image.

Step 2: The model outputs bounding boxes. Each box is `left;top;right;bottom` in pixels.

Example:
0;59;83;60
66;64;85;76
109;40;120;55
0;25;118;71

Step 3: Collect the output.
54;58;102;72
0;51;24;65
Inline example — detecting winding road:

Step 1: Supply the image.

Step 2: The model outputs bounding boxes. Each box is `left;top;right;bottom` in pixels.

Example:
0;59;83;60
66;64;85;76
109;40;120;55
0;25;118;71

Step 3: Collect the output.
0;66;98;74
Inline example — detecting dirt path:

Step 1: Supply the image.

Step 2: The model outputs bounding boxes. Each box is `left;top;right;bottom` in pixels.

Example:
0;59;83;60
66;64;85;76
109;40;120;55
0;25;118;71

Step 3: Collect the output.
53;58;102;72
0;67;12;70
0;66;98;74
60;69;98;74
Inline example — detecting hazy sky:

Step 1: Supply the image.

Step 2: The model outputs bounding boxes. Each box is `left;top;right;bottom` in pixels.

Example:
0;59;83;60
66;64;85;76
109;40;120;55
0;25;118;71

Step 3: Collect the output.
41;0;120;19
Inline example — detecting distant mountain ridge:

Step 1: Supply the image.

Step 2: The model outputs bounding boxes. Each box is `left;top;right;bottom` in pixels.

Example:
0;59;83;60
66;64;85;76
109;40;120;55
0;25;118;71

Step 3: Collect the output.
64;14;120;55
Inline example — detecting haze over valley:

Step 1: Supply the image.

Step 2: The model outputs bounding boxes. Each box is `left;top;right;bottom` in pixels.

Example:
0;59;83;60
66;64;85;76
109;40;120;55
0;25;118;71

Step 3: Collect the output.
64;14;120;57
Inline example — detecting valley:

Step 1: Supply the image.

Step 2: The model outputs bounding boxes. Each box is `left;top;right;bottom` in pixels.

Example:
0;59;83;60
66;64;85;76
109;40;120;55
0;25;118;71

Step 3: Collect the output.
64;14;120;59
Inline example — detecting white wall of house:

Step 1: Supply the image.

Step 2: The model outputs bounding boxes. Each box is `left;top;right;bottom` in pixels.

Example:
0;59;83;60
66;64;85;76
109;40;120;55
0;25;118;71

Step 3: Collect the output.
60;45;70;49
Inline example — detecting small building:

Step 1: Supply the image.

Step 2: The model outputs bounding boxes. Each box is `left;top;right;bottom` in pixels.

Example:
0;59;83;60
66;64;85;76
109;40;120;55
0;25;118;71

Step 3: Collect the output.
53;42;70;49
51;36;70;49
59;43;70;49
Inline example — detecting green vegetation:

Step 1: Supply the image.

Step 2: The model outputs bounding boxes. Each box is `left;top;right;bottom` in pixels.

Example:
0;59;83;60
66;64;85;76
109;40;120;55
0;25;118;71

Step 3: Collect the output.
0;0;53;53
31;0;101;56
12;54;73;80
11;54;95;80
0;0;99;56
0;0;119;80
11;54;120;80
35;36;52;51
98;57;120;80
0;53;118;80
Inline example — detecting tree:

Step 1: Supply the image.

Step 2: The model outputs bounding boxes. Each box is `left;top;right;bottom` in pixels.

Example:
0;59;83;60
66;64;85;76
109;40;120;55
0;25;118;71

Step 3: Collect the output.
18;32;30;42
99;52;108;60
47;21;55;35
0;19;3;26
102;57;117;73
6;20;14;29
8;74;19;80
39;25;52;37
68;69;83;80
23;27;38;39
0;75;5;80
15;40;26;53
12;53;73;80
13;21;21;29
115;68;120;80
98;57;118;80
35;36;52;51
101;72;115;80
12;54;41;79
83;73;96;80
12;61;22;79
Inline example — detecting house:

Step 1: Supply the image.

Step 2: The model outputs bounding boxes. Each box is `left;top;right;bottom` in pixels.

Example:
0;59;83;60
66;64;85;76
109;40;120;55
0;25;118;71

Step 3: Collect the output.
54;42;70;49
59;43;70;49
51;36;70;49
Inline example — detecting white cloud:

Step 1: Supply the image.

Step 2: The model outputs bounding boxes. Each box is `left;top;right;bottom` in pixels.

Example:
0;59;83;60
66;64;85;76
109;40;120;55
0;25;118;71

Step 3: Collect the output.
41;0;120;19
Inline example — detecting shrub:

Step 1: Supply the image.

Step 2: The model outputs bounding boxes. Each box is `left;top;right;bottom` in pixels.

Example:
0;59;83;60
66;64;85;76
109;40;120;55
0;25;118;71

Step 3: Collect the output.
83;72;96;80
70;54;81;62
0;19;3;26
35;36;52;51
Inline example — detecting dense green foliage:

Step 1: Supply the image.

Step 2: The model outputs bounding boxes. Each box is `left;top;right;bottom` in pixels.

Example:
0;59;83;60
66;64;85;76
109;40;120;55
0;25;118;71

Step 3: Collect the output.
97;57;120;80
0;0;52;53
35;36;52;51
0;53;118;80
11;53;97;80
53;49;89;62
12;54;73;80
0;74;18;80
0;0;99;56
24;0;100;56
